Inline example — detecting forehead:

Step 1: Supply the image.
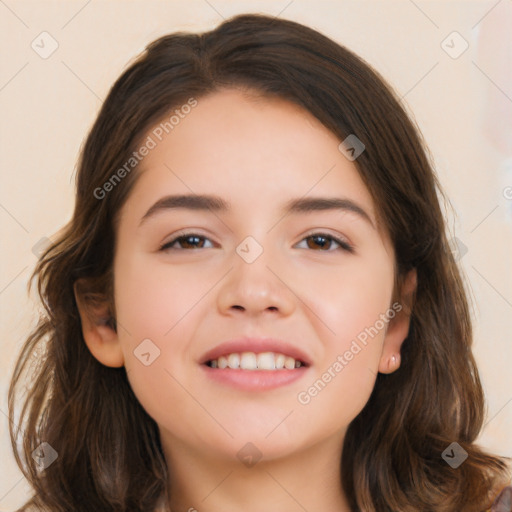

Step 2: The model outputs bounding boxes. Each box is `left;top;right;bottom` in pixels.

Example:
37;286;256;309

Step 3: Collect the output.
117;88;387;241
147;91;366;187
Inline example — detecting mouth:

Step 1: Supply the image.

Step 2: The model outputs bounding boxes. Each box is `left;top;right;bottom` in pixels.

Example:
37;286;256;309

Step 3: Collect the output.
204;351;308;370
199;338;311;391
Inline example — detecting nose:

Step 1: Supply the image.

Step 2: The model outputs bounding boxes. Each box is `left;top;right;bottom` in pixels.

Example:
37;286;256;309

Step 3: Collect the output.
216;242;296;318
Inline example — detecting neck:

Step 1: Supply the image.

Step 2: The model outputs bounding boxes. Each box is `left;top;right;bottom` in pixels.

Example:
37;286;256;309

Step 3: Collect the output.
160;431;352;512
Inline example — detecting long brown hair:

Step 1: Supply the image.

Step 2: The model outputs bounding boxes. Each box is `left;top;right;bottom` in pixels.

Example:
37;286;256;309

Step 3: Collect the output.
8;13;510;512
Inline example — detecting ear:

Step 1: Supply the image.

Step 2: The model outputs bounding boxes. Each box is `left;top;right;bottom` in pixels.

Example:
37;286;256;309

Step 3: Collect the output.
378;268;417;374
73;278;124;368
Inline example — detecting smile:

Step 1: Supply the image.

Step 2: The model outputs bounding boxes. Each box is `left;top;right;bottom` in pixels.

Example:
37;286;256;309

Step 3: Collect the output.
205;351;305;370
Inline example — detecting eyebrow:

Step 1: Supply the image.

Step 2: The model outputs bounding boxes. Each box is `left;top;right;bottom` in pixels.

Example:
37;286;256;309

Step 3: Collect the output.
138;194;375;228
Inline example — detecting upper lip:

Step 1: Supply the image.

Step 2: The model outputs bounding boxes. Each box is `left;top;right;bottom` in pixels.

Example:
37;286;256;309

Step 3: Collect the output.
199;337;312;366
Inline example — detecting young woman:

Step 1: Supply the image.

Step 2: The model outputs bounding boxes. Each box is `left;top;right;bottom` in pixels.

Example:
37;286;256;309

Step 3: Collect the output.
8;13;511;512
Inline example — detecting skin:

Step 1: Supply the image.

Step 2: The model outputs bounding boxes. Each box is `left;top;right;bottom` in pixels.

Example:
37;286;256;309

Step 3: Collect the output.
75;88;416;512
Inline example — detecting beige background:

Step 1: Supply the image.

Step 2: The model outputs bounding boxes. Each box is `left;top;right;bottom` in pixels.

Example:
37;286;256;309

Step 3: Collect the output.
1;0;512;509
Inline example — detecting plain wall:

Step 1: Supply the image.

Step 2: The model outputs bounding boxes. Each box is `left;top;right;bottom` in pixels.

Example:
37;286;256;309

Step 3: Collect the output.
1;0;511;509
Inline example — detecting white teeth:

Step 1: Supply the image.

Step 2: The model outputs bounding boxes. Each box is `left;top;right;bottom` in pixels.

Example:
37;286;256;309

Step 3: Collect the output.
284;356;296;370
257;352;276;370
275;354;285;369
240;352;257;370
207;351;304;370
228;353;240;369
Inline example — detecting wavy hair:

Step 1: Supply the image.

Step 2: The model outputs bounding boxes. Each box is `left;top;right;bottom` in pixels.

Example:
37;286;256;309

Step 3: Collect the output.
8;12;510;512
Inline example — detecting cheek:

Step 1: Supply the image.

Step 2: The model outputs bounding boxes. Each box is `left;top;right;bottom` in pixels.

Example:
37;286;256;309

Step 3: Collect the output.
112;254;218;418
293;353;377;442
297;250;395;347
113;256;211;442
113;253;213;340
286;252;394;435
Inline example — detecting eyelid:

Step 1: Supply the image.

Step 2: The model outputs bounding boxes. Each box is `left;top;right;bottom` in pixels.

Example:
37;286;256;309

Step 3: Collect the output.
159;229;355;253
301;228;351;244
159;229;215;250
299;229;354;252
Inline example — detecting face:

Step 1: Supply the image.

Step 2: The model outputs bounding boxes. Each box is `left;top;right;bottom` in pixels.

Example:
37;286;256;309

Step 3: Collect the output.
112;88;399;463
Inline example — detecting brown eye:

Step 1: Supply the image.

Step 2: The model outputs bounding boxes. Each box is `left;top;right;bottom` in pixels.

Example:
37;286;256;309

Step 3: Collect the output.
159;232;354;253
160;234;213;251
306;234;334;250
298;233;354;253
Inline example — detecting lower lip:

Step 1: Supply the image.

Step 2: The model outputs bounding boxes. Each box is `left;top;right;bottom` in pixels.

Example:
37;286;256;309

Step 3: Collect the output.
200;365;309;391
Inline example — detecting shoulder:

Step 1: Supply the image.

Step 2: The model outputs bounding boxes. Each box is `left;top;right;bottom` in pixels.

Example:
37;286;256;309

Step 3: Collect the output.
490;485;512;512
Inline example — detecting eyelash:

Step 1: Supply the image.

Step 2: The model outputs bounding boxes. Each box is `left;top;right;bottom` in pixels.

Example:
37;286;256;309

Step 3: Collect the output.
159;231;354;253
